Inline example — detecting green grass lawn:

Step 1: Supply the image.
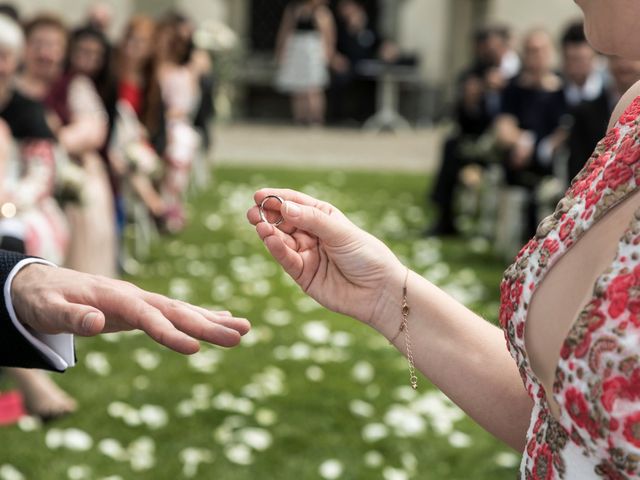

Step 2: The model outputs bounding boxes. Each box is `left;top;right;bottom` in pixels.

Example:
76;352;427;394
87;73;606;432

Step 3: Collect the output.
0;166;520;480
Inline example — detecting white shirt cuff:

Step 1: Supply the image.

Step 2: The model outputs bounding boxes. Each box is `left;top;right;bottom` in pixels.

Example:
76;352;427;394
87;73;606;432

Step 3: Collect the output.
4;258;75;370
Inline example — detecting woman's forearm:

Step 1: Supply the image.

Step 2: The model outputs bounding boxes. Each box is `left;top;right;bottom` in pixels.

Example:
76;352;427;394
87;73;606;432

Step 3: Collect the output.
370;268;532;451
59;115;107;156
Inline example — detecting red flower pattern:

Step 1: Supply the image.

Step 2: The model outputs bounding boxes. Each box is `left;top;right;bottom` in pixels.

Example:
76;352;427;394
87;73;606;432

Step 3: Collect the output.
500;99;640;478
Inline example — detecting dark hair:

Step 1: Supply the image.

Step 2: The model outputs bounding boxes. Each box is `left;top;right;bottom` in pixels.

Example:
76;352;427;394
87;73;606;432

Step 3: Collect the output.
561;21;587;47
23;13;67;40
474;24;510;44
67;25;113;104
0;2;19;22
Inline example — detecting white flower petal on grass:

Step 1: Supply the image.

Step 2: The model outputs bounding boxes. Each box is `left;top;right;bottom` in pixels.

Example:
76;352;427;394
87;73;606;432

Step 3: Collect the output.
133;349;161;371
176;399;196;417
17;416;41;432
67;465;91;480
384;405;426;438
362;423;389;443
205;213;223;231
331;332;352;348
319;459;344;480
393;386;418;402
187;348;222;374
364;451;384;468
263;309;292;327
410;391;465;436
351;361;375;383
85;352;111;376
306;365;325;382
494;452;520;468
0;464;25;480
180;447;214;478
212;392;254;415
211;276;234;302
237;427;273;451
224;444;254;465
255;409;277;427
382;467;409;480
295;296;322;313
139;405;169;429
63;429;93;451
123;409;142;427
302;321;332;344
349;400;375;418
168;278;192;302
401;452;418;473
312;347;349;364
448;431;472;448
99;476;124;480
128;437;156;471
290;342;312;360
98;438;128;461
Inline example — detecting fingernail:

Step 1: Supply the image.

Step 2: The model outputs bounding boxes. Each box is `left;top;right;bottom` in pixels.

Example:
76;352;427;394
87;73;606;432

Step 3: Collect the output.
82;312;98;334
285;202;301;217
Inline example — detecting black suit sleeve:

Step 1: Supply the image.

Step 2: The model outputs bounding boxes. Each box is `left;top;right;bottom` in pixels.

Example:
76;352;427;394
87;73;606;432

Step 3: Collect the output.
0;250;65;371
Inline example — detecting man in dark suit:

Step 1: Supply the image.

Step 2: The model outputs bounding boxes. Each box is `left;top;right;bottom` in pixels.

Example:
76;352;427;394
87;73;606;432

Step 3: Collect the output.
567;56;640;181
0;249;250;371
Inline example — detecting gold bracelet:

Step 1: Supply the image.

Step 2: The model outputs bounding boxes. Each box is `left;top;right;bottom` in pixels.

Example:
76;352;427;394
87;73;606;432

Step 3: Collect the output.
389;267;418;390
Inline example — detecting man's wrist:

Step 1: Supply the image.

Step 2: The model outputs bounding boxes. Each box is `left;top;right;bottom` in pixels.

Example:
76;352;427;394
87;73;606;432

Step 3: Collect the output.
11;262;50;329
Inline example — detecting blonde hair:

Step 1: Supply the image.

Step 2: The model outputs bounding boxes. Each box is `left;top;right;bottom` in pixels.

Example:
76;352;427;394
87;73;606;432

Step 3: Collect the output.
0;14;24;55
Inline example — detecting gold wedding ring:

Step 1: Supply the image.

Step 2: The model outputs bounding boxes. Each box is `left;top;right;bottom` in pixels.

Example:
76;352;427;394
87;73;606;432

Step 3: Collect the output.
259;195;285;226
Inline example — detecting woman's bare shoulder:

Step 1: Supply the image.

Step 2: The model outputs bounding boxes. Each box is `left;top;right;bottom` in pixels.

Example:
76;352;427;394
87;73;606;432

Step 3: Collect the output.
608;80;640;130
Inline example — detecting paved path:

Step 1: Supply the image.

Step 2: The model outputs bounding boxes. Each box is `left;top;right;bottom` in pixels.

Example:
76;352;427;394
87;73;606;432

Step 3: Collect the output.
214;123;445;173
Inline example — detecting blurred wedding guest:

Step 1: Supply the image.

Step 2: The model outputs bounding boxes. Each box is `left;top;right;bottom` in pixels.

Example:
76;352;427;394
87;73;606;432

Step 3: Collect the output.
567;56;640;180
560;22;604;108
153;13;203;232
425;25;519;236
0;13;76;420
65;25;135;255
17;14;116;277
328;0;395;123
0;2;18;22
167;12;216;152
494;29;567;238
275;0;335;125
109;16;167;228
85;1;113;37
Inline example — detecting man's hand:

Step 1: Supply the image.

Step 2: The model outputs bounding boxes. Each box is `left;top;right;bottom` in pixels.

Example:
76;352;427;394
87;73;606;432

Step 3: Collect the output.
11;264;251;355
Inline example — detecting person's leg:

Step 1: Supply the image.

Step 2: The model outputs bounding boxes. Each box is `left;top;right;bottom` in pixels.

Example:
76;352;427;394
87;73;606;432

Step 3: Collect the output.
292;93;307;125
307;88;326;125
425;136;463;235
5;368;77;420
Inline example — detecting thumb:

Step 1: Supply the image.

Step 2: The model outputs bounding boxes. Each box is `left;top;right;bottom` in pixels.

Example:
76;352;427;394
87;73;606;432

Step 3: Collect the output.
282;201;350;241
57;302;106;336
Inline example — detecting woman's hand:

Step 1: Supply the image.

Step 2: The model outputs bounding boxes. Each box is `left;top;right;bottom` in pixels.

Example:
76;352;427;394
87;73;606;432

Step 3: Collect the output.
247;189;405;326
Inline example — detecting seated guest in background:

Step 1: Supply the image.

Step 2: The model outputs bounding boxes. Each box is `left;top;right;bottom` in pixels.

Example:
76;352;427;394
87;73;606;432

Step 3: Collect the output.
494;29;567;239
567;56;640;181
153;13;202;233
426;25;518;236
329;0;396;123
17;14;116;278
560;21;604;110
0;13;76;421
109;15;170;229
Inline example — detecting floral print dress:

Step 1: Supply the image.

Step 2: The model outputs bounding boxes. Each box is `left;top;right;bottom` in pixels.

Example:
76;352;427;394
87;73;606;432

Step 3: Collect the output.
500;97;640;479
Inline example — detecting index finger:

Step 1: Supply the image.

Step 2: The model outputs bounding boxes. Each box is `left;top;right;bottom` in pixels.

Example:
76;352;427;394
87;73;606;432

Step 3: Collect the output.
254;188;333;214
